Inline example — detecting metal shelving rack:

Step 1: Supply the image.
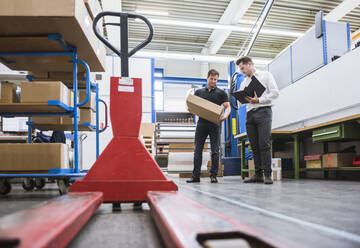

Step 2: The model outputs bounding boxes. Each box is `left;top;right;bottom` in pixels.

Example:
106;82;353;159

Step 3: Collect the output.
154;122;210;170
0;34;107;194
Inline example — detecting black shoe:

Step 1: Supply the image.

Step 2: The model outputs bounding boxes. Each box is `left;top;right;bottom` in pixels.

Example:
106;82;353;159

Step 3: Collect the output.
186;178;200;183
210;177;218;183
244;174;264;183
264;176;273;184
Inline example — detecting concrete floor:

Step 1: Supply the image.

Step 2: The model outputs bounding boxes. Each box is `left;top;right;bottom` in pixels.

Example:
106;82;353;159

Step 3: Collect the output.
1;177;360;248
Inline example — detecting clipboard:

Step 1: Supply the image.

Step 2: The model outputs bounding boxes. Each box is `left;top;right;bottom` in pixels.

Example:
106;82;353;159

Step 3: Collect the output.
231;76;265;104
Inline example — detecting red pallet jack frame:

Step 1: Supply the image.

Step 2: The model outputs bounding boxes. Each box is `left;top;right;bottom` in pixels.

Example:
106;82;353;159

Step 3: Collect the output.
0;12;286;248
69;76;178;203
0;192;103;248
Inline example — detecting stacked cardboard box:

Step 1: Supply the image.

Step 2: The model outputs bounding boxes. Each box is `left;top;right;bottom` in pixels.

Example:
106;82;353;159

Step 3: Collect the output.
0;143;69;172
79;108;96;126
0;82;18;103
27;82;78;127
304;155;322;168
29;71;89;87
248;158;282;181
78;89;96;127
271;158;282;181
322;153;356;168
0;0;106;72
79;89;96;111
21;81;70;105
208;160;224;177
248;159;255;178
139;123;155;156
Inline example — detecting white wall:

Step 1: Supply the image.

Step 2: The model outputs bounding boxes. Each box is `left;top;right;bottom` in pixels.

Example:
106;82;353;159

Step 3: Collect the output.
163;84;192;112
272;47;360;131
155;59;229;80
82;55;153;169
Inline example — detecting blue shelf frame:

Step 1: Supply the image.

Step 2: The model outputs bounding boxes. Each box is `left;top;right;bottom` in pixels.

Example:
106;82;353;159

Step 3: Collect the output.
0;34;103;178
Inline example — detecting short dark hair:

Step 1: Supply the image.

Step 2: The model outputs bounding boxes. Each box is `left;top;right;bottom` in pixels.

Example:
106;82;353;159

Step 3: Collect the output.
236;56;253;66
207;69;219;78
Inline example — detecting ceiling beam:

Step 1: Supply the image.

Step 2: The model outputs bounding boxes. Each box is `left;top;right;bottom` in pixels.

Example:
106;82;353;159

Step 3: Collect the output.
201;0;254;55
324;0;360;21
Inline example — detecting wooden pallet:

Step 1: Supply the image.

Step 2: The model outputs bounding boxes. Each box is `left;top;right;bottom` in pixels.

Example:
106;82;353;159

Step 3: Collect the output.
140;135;154;157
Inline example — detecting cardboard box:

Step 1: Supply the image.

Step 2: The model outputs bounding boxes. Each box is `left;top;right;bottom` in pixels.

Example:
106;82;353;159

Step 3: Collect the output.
249;158;281;170
304;155;322;168
272;168;282;181
207;160;224;177
248;159;255;178
186;93;224;125
80;108;96;126
248;159;282;180
322;153;356;168
79;89;96;111
271;158;282;169
0;143;68;171
31;116;63;125
20;81;70;106
0;82;17;103
63;108;80;125
31;109;79;126
29;72;87;87
139;123;155;137
0;0;106;72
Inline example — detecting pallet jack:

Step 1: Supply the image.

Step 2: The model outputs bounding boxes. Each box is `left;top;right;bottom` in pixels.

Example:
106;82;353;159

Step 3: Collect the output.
69;12;178;210
0;12;287;248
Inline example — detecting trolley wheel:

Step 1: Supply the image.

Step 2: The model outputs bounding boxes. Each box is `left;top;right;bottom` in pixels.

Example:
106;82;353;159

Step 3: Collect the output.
0;180;11;195
22;178;36;191
35;178;46;189
57;179;69;195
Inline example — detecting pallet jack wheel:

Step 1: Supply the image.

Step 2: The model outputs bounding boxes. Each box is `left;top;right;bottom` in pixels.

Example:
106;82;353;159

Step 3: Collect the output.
22;178;36;191
133;202;143;210
112;202;121;211
35;178;46;189
57;179;69;195
0;179;11;195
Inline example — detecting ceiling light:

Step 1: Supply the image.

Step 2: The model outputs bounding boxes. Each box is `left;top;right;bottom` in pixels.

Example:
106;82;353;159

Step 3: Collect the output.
135;9;169;16
134;50;271;65
139;18;303;37
238;19;256;25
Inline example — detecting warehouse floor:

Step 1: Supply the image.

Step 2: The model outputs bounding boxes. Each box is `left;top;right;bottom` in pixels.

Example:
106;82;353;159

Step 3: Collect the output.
1;177;360;248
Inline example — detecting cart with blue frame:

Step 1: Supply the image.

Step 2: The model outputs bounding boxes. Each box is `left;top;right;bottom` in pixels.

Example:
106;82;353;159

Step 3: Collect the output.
0;34;108;195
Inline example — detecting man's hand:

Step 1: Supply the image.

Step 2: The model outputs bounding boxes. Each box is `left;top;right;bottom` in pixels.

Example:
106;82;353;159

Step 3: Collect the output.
220;114;227;122
245;91;259;104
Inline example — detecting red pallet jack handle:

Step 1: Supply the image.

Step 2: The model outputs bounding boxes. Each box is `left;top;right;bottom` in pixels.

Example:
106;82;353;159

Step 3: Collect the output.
70;12;178;206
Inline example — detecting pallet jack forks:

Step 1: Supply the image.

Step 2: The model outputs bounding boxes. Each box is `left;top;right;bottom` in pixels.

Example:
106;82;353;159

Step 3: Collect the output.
0;12;287;248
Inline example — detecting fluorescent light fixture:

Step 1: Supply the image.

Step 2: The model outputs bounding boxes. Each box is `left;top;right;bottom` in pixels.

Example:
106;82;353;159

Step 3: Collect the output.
238;19;256;25
135;9;169;16
138;18;304;37
134;50;271;65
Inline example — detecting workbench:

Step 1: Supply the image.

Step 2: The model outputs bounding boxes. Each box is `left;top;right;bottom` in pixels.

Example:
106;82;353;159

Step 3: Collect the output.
235;113;360;179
